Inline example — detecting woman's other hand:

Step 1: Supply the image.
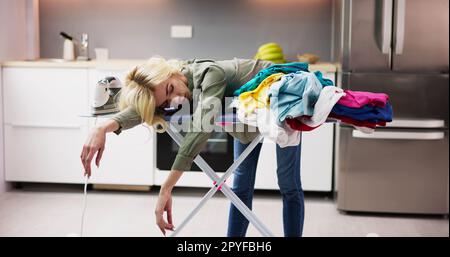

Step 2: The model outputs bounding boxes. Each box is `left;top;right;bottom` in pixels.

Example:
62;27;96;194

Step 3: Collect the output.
80;125;106;177
155;187;174;236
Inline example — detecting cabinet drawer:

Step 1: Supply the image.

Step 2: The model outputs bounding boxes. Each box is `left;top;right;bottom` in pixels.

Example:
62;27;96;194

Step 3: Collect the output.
3;67;89;125
86;117;155;185
4;124;87;183
255;123;334;191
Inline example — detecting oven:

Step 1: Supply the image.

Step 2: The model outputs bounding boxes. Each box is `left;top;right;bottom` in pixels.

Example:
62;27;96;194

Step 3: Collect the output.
156;130;234;173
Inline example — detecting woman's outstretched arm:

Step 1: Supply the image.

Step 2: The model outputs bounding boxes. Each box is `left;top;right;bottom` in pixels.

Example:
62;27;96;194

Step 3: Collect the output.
80;119;120;177
81;106;143;177
161;170;184;191
155;169;184;236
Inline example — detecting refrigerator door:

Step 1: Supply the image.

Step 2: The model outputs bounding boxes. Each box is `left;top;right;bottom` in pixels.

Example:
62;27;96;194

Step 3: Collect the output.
336;0;392;72
341;73;449;128
336;126;449;214
392;0;449;72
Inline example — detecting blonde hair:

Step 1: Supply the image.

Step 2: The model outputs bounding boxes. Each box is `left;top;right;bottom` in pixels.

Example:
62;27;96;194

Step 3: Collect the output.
118;56;184;133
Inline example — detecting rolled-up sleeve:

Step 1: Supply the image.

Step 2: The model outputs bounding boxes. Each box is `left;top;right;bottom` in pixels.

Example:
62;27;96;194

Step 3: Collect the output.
171;65;227;171
110;106;143;135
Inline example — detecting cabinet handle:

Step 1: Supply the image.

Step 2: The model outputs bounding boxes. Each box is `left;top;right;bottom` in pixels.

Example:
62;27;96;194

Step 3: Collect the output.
387;119;445;128
5;122;82;129
352;130;445;140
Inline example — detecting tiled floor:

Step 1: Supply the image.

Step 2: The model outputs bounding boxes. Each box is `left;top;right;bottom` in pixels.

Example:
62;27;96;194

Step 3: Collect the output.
0;184;448;237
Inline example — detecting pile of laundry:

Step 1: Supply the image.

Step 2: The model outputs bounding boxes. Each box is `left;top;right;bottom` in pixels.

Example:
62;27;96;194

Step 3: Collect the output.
232;62;393;147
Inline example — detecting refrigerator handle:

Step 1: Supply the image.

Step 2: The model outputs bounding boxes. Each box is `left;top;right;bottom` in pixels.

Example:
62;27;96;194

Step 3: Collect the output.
376;0;393;54
387;119;445;129
394;0;406;55
352;130;445;140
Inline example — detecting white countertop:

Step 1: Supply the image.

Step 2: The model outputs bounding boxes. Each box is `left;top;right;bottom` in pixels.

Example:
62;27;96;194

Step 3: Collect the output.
1;58;337;72
0;59;143;69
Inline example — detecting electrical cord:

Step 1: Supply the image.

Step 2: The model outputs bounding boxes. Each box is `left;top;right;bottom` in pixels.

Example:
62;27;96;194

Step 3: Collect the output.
80;174;89;237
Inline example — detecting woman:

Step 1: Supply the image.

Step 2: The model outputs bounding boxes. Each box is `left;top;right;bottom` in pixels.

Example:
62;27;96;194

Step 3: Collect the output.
80;56;304;237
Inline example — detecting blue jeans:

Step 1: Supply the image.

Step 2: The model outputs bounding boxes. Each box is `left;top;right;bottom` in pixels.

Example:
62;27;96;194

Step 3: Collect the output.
227;139;304;237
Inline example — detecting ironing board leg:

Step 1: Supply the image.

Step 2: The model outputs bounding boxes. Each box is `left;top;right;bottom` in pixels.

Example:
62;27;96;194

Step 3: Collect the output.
220;185;274;237
169;183;219;237
166;125;274;237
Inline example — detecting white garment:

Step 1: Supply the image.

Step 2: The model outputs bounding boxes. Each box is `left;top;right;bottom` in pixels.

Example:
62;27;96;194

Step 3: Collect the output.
300;86;345;127
237;106;301;148
236;106;258;127
228;98;240;109
353;125;375;134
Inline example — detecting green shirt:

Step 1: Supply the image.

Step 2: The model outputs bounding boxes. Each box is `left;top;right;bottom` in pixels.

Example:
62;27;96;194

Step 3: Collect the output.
110;58;273;171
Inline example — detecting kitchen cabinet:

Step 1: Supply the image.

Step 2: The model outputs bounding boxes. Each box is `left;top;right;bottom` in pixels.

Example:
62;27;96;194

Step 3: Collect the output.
85;116;154;185
3;67;89;183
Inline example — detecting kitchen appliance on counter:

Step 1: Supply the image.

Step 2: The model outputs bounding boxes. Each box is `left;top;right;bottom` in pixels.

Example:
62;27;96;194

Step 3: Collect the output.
333;0;449;214
59;31;90;61
91;76;122;115
60;32;75;61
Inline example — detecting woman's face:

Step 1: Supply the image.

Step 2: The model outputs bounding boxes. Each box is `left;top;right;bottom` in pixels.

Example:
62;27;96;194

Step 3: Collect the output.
153;73;191;109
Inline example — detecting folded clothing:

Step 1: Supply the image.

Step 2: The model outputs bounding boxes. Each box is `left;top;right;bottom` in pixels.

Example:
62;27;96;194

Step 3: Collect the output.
233;62;309;96
328;113;387;128
337;90;389;108
286;118;320;131
238;73;284;114
269;70;323;126
236;107;301;148
314;71;334;87
299;86;345;127
331;102;393;123
291;116;376;134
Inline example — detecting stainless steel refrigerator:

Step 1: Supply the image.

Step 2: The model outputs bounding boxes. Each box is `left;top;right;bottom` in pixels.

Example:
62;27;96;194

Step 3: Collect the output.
333;0;449;214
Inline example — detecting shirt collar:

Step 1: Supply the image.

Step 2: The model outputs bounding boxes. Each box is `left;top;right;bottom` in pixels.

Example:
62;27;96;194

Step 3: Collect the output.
181;64;194;92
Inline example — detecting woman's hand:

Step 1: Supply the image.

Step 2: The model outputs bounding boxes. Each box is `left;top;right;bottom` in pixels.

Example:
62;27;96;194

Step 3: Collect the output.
155;187;175;236
80;125;106;177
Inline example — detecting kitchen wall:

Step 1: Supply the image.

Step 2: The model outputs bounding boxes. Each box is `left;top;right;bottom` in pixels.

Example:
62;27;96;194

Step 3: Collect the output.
39;0;333;61
0;68;5;193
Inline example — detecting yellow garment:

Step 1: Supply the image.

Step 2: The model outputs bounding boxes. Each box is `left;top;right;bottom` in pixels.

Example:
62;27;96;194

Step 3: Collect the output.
238;72;284;114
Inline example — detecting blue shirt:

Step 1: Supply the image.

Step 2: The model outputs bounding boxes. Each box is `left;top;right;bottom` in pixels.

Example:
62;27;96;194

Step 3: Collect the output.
331;103;393;122
314;71;334;87
269;71;324;125
233;62;309;96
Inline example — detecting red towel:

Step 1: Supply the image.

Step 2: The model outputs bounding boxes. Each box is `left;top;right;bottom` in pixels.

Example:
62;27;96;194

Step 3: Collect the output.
286;118;321;131
328;113;386;128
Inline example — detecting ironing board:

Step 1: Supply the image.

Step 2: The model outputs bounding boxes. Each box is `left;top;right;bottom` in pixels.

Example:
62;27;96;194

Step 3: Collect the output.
164;113;274;237
80;112;274;236
164;113;347;237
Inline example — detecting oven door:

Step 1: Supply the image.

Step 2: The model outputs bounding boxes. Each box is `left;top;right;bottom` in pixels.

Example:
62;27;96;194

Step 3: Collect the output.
157;130;234;172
